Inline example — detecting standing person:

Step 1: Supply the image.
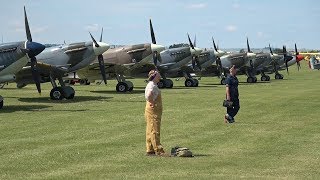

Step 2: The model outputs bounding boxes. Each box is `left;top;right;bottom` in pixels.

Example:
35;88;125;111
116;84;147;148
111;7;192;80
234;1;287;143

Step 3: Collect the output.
225;65;240;123
144;69;166;156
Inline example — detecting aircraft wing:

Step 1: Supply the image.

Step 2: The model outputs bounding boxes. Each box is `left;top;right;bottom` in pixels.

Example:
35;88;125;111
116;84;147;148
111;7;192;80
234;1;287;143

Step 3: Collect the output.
158;62;176;70
16;62;68;81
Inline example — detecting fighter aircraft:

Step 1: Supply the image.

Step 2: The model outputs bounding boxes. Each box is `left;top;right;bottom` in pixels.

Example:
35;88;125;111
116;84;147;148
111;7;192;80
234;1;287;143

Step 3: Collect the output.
76;19;165;92
77;20;202;92
217;38;256;84
15;29;110;100
0;7;45;109
172;37;227;87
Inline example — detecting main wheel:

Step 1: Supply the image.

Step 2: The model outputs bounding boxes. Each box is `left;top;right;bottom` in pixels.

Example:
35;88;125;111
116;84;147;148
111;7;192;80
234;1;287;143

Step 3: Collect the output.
158;80;165;89
50;87;64;100
266;75;270;81
125;81;134;92
185;79;194;87
247;77;254;83
62;86;75;99
220;78;226;85
193;79;199;87
261;76;267;81
116;82;128;92
253;77;257;83
164;79;173;88
275;74;281;79
0;99;3;109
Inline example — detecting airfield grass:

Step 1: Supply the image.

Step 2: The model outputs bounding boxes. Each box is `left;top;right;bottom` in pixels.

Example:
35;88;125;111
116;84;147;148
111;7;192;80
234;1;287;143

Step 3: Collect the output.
0;62;320;179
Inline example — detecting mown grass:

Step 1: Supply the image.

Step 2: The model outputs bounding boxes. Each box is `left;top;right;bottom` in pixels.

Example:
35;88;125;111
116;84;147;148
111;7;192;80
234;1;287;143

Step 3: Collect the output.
0;62;319;179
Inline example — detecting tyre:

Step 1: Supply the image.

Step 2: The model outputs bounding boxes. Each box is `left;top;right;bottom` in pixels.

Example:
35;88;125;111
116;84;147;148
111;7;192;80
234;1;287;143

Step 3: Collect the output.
50;87;64;100
185;79;194;87
116;82;128;92
247;77;254;83
158;80;165;89
193;79;199;87
220;78;226;85
164;79;173;88
0;99;3;109
261;76;267;81
62;86;75;99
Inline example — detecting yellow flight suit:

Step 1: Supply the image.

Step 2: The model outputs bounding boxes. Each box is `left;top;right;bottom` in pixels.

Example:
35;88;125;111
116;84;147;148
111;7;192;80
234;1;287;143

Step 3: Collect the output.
145;93;164;155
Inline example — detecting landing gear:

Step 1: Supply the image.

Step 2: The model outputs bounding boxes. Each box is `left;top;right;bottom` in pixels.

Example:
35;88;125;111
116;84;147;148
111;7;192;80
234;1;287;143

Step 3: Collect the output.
114;74;134;93
247;76;257;83
275;73;284;80
49;75;75;100
158;79;173;88
50;86;75;100
0;96;3;109
184;78;198;87
116;81;134;93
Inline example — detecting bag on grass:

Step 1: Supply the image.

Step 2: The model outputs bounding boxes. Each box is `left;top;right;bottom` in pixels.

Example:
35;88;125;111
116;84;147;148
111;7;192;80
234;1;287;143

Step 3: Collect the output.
171;146;193;157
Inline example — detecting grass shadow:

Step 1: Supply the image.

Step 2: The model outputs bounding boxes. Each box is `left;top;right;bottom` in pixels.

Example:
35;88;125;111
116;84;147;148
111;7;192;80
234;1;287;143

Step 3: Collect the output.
1;104;51;113
90;90;145;94
17;96;112;104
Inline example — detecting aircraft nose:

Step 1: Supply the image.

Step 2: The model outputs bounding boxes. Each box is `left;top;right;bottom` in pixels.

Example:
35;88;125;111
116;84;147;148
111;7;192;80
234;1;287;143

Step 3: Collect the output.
296;55;304;62
94;42;110;55
151;44;165;53
26;41;45;57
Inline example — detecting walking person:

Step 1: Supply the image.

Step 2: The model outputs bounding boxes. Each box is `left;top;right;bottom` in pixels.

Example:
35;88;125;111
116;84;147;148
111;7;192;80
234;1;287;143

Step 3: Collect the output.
225;65;240;123
144;69;166;156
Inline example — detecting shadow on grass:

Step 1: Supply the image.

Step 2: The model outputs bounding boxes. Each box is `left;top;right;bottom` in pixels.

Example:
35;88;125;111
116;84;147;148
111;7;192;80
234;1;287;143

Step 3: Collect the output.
1;104;51;113
16;96;113;104
90;90;145;94
192;154;213;157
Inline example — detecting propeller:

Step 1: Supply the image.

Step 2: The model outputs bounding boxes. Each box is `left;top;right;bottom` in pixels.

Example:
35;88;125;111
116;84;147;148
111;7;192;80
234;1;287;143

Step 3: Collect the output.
187;33;201;70
90;29;107;84
283;45;290;74
24;6;45;94
149;19;162;67
295;43;301;71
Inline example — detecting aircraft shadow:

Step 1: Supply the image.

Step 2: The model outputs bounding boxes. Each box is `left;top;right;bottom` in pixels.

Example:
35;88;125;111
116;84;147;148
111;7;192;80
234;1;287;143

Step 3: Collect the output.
1;104;51;113
192;154;213;157
17;96;112;103
90;90;145;94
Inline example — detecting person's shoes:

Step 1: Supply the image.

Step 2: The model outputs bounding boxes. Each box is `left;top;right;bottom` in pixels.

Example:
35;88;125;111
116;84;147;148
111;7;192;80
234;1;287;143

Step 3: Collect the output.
146;152;156;156
225;114;235;123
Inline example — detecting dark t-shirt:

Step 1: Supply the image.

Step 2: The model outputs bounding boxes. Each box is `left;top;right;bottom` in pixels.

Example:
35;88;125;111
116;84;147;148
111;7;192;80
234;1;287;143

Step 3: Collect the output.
226;75;239;99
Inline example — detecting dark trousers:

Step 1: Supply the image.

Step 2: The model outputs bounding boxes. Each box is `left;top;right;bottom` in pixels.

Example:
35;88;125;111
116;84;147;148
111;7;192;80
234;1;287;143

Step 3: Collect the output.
227;99;240;119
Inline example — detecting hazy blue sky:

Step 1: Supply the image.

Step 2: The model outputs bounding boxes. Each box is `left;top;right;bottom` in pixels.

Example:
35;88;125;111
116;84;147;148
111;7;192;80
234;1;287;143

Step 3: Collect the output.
1;0;319;49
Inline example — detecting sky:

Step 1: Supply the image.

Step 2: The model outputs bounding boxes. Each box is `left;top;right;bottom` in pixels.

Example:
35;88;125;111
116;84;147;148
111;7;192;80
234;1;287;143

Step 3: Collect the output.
0;0;319;50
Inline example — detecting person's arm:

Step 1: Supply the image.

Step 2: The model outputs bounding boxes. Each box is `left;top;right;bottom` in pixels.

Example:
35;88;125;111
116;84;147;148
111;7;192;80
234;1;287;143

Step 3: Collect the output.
226;86;230;101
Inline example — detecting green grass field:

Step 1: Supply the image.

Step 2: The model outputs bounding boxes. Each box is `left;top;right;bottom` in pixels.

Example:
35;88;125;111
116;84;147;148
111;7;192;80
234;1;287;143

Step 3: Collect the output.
1;62;320;179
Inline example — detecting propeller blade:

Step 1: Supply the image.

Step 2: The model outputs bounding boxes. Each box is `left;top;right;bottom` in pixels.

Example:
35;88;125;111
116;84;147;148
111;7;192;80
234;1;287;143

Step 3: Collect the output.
297;61;301;71
30;57;41;93
100;27;103;42
282;45;289;74
196;58;201;71
212;37;218;51
24;6;32;42
269;44;273;55
247;37;251;52
89;32;99;47
194;34;196;48
98;54;107;84
149;19;156;44
295;43;299;55
250;59;254;69
187;33;195;49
